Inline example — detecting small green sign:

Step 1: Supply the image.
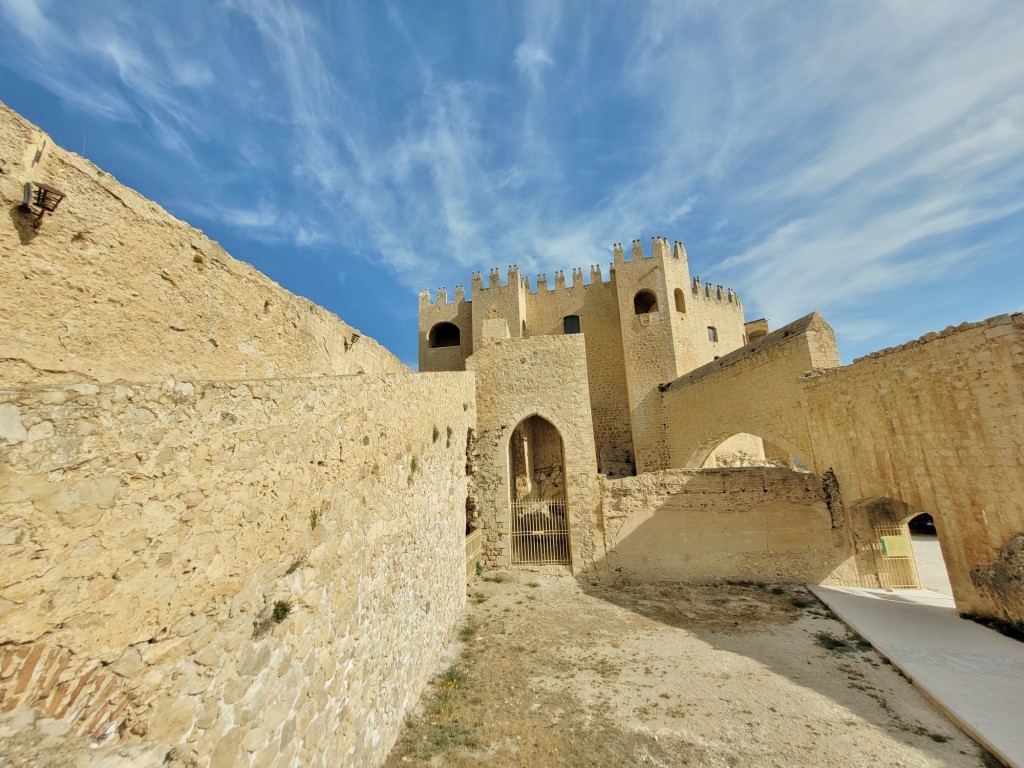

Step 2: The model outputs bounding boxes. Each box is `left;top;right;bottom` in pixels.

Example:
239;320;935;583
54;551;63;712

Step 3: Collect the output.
880;535;912;558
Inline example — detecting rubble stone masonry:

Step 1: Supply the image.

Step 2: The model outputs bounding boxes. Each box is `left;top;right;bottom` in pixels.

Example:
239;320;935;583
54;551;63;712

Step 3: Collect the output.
0;372;475;766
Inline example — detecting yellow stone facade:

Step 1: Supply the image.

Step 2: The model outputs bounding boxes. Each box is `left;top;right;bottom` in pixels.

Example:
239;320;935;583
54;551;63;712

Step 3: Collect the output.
420;237;748;475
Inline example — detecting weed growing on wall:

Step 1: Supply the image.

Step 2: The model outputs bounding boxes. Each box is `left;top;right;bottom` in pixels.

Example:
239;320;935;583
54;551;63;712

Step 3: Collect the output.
309;509;319;530
253;599;294;637
273;600;292;623
410;456;418;475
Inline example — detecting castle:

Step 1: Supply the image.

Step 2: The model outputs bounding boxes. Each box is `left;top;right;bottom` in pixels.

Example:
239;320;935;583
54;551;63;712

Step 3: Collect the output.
419;238;760;477
1;101;1022;767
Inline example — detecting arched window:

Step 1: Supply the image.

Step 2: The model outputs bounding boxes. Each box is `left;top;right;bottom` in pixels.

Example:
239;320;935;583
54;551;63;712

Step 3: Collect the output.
633;289;658;314
563;315;581;334
428;322;461;348
707;326;718;343
674;288;686;313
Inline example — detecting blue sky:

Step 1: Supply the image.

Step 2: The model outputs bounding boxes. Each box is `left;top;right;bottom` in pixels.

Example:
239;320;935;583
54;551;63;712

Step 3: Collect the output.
2;1;1022;368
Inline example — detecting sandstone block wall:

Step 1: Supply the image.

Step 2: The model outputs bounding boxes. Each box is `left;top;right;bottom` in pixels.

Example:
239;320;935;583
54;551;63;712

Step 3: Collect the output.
466;336;603;579
523;274;635;475
801;313;1024;625
600;468;857;584
0;371;475;766
0;102;404;388
660;309;1024;628
663;312;840;468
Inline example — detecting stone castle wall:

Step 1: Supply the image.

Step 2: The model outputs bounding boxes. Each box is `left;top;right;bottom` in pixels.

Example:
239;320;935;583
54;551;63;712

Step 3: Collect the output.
0;102;404;388
0;372;475;766
523;275;634;475
663;313;841;468
662;310;1024;627
802;313;1024;625
600;468;857;585
466;335;604;580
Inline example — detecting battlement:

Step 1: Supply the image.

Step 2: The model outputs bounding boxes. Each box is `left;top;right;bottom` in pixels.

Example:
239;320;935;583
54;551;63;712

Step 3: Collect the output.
419;284;466;306
420;236;738;306
690;276;740;306
531;264;614;295
612;236;687;264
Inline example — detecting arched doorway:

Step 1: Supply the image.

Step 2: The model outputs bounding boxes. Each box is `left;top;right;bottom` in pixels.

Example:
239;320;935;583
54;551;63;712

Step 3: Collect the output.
847;498;927;590
508;415;570;565
904;511;953;596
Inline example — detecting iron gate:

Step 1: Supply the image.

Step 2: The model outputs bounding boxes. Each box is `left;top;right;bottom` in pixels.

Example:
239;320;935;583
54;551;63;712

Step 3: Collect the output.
872;523;922;589
510;500;570;565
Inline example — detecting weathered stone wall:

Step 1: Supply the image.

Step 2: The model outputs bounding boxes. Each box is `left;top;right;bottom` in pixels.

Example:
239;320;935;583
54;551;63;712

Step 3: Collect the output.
524;274;635;476
466;336;604;580
0;101;404;388
600;468;857;585
663;313;840;468
661;310;1024;627
0;371;475;766
801;314;1024;625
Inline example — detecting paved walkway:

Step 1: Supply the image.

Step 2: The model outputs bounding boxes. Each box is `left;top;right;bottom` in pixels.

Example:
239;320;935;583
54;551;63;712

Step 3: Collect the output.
810;586;1024;768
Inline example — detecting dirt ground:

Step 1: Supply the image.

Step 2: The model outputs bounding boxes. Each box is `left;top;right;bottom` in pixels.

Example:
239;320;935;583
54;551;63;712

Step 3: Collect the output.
385;568;996;768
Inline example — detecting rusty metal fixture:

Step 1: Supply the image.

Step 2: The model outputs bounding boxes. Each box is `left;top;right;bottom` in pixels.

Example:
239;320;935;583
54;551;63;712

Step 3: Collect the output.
21;181;66;227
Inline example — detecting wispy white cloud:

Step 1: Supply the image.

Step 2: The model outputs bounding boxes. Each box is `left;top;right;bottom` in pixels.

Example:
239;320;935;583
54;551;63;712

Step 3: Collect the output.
514;43;554;81
3;0;1022;361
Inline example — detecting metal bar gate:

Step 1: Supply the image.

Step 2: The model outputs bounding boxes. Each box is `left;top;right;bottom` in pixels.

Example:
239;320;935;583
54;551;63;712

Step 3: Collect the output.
873;523;922;589
510;500;570;565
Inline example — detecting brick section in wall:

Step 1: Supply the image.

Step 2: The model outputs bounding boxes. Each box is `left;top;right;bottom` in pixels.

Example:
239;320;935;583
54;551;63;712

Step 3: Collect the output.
0;643;130;741
0;371;476;767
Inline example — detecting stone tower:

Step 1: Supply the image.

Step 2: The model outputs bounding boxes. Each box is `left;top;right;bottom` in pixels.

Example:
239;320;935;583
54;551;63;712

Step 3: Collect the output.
418;236;749;476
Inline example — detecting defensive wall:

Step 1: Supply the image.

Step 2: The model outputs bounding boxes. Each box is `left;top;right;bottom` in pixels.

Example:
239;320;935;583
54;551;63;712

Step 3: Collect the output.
0;102;474;767
0;372;475;766
599;468;857;585
663;312;1024;627
0;102;404;389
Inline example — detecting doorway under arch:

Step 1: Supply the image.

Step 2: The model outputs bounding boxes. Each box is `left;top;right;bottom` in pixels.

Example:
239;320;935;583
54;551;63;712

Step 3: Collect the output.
698;432;812;472
847;497;933;591
904;511;953;596
508;415;570;565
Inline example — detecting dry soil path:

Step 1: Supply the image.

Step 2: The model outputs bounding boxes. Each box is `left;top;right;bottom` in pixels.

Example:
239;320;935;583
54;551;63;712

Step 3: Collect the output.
386;569;995;767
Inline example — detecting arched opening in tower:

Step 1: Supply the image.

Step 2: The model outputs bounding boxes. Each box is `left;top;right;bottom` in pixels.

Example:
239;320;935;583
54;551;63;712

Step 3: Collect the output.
633;289;658;314
508;415;570;565
428;321;461;348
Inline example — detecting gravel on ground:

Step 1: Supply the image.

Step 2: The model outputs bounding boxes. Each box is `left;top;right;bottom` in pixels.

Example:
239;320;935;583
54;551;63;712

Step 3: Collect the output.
385;568;993;768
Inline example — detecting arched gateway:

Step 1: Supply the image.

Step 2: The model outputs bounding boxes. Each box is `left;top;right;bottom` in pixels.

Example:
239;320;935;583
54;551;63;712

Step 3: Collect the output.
508;415;571;565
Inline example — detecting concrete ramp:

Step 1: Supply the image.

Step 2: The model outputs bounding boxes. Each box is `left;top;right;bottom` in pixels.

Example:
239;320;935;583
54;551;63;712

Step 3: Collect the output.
811;585;1024;768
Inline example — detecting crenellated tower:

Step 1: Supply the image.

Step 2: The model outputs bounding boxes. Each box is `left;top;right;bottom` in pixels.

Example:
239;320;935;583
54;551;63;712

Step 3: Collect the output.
418;235;751;475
